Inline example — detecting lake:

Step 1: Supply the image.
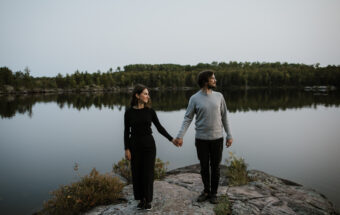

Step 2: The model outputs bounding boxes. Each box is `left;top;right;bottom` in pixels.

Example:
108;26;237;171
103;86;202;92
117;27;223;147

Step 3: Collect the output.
0;89;339;214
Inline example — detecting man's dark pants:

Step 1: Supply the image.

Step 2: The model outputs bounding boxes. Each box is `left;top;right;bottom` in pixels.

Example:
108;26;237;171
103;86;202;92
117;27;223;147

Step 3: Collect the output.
195;137;223;195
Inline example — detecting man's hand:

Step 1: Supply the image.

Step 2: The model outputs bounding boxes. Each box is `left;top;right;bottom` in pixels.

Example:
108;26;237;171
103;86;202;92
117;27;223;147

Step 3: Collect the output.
175;138;183;147
171;139;180;147
226;139;233;148
125;149;131;161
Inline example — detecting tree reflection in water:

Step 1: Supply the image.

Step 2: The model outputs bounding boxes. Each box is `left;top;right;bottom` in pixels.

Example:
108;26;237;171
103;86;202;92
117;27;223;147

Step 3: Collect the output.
0;89;340;118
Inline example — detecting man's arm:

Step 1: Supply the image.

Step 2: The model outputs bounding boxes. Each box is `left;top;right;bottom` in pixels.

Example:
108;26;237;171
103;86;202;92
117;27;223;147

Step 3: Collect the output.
221;95;232;140
176;97;195;142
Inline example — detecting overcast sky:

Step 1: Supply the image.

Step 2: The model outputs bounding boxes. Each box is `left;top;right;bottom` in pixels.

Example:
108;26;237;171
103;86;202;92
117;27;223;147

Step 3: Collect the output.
1;0;340;77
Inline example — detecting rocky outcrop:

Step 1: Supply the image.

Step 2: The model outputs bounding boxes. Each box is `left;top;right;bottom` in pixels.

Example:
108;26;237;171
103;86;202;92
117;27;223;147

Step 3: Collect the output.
85;164;338;215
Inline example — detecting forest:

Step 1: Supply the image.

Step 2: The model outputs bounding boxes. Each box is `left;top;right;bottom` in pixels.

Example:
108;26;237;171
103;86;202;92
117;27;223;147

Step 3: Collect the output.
1;62;340;92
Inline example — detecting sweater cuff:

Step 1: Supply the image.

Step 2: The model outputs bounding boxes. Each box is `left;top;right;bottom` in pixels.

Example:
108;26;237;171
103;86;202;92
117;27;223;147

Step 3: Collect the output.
167;136;173;142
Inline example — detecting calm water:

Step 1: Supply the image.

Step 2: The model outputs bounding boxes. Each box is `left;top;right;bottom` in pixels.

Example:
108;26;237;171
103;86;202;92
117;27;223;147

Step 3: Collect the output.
0;89;340;214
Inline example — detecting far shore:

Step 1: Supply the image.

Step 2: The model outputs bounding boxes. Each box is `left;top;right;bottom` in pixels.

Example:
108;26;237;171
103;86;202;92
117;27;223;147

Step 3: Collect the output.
0;85;337;95
0;86;194;95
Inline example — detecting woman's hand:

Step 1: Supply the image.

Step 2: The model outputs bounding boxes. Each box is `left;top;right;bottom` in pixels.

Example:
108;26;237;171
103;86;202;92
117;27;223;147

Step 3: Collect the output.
125;149;131;161
171;138;181;147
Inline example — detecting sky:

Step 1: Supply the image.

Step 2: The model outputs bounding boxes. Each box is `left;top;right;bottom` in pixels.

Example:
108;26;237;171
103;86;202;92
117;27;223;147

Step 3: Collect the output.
1;0;340;77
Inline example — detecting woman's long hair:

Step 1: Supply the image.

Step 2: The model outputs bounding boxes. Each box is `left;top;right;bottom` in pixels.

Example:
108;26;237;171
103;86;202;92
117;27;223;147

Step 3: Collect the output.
130;84;152;108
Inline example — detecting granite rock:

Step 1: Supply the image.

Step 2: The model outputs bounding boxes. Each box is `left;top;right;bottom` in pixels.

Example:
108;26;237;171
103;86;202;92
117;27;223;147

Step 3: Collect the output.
84;164;338;215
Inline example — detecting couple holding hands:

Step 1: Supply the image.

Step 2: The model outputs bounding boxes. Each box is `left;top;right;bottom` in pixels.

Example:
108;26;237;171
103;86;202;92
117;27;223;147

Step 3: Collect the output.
124;70;233;210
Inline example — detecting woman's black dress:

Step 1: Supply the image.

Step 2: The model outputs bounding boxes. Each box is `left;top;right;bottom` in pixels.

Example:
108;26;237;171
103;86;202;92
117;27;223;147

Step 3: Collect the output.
124;107;173;203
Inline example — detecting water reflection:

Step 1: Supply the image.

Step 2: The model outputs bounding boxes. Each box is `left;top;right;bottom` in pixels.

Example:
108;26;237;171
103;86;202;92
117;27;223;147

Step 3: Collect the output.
0;89;340;118
1;89;340;214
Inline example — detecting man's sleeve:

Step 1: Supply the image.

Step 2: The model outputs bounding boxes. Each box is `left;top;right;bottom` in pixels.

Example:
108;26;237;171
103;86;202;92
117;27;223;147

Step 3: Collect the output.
221;94;233;140
176;97;195;139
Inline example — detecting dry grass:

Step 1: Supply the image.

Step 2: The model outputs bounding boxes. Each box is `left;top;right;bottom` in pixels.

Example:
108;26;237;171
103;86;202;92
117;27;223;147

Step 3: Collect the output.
112;157;169;183
214;195;231;215
112;158;132;184
35;167;124;215
154;158;169;180
225;152;250;186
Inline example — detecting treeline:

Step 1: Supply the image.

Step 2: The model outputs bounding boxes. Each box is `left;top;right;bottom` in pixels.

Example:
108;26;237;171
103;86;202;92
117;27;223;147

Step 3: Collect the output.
0;67;56;90
1;62;340;92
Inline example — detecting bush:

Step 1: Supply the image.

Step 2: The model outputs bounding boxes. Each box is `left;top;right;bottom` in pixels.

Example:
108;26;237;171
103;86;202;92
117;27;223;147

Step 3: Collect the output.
225;152;250;186
36;168;124;215
154;158;169;180
112;158;132;184
214;195;231;215
112;157;169;183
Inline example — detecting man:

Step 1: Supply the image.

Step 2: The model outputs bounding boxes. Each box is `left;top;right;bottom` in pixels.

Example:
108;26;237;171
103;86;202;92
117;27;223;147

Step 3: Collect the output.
175;70;233;204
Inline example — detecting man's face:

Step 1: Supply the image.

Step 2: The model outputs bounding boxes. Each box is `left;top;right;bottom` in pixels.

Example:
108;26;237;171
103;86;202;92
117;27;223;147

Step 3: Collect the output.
207;74;217;89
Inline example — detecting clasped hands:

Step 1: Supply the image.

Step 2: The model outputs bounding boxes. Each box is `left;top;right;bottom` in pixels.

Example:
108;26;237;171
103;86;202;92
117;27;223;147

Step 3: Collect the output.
171;138;183;147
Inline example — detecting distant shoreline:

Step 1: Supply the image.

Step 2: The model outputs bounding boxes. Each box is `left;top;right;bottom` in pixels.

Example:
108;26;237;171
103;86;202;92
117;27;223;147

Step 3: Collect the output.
0;85;337;95
0;86;195;95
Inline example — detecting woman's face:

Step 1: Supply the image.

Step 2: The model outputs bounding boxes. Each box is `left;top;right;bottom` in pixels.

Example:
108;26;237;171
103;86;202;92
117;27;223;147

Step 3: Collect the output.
136;88;150;104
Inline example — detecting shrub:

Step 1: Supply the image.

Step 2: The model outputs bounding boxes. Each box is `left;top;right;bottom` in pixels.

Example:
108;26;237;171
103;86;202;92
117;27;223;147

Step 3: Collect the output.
36;168;124;215
112;158;132;184
112;157;169;183
225;152;250;186
154;158;169;180
214;195;231;215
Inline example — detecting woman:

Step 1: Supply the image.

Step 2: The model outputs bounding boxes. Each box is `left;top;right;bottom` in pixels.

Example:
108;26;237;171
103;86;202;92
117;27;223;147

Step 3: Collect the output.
124;84;177;210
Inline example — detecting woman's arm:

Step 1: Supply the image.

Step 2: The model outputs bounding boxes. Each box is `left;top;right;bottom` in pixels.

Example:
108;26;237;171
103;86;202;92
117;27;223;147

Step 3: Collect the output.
151;109;173;141
124;110;131;150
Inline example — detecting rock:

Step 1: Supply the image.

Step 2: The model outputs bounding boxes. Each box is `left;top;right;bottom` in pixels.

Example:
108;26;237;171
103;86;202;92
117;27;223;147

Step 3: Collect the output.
84;165;339;215
227;170;337;215
84;178;215;215
167;164;229;186
166;163;203;175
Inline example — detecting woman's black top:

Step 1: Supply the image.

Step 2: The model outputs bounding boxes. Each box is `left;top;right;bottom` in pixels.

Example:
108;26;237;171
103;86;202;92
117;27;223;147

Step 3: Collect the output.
124;107;173;150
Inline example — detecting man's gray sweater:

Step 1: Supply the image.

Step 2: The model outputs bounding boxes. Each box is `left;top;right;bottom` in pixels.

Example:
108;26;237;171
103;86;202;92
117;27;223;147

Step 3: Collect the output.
176;90;232;140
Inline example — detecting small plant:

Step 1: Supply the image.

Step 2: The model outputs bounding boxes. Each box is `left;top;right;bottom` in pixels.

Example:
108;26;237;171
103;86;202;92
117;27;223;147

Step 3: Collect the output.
112;158;132;184
112;157;169;183
154;158;169;180
213;195;231;215
36;167;124;215
225;152;249;186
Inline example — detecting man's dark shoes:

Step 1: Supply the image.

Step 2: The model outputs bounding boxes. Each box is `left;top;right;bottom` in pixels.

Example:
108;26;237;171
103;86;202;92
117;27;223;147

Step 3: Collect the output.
209;194;219;204
145;202;152;210
137;200;145;210
197;192;210;202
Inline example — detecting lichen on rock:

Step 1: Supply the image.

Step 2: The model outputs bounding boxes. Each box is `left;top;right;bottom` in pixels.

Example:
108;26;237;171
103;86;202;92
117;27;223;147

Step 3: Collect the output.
84;164;338;215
